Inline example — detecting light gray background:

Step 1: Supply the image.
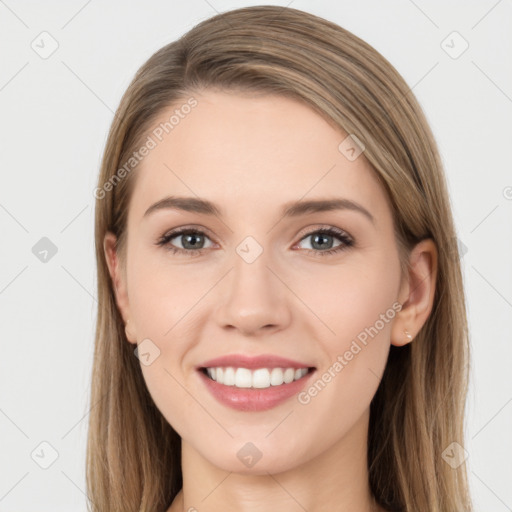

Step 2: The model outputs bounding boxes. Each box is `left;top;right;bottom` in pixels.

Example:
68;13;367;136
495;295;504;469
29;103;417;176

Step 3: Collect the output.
0;1;511;510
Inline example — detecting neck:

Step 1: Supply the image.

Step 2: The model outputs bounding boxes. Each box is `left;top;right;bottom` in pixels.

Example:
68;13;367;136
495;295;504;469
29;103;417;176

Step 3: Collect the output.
171;408;379;512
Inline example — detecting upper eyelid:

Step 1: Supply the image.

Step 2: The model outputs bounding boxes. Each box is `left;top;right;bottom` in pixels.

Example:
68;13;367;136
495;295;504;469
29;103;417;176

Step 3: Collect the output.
162;225;217;243
296;224;351;239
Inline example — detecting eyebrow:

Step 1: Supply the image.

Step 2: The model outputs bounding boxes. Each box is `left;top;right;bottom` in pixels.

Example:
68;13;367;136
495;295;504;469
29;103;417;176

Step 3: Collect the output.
143;195;375;224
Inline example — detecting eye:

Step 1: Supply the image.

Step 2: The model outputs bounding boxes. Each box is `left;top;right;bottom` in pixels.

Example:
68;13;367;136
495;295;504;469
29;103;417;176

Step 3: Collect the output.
155;227;215;256
295;226;354;256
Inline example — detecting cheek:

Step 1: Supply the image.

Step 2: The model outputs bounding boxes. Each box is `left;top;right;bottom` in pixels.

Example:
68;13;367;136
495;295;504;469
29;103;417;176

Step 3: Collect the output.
292;250;400;343
294;251;400;411
289;265;399;456
127;248;204;337
126;249;208;431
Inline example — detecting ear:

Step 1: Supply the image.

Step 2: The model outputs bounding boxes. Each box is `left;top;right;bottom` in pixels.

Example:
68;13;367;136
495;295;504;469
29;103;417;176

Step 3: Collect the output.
103;231;137;344
391;238;438;347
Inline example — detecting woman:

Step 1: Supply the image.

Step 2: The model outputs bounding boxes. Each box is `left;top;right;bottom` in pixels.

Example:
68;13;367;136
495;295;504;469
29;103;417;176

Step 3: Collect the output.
87;5;473;511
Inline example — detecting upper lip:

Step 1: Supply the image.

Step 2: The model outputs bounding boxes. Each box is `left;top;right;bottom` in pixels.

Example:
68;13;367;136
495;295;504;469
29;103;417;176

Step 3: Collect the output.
198;354;315;370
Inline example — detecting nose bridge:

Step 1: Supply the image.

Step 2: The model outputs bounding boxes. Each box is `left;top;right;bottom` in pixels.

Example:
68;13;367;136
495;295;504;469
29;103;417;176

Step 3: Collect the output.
216;240;291;334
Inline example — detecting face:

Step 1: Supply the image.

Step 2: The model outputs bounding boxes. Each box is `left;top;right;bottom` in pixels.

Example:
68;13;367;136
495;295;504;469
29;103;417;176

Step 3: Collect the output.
107;90;411;474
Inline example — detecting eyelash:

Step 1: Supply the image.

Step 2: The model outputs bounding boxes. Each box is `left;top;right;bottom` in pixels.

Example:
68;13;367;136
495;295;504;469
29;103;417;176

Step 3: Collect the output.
155;226;354;258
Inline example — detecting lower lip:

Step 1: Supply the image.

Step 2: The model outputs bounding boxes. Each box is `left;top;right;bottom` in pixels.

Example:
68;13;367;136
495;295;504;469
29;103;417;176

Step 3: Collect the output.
198;369;315;412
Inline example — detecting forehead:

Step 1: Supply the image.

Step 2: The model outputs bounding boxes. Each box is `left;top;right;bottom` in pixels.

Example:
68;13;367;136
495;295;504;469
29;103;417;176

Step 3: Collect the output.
128;90;391;224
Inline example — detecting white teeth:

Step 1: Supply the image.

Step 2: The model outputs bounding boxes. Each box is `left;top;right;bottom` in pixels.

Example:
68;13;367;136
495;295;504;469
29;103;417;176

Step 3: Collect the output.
270;368;284;386
224;367;235;386
235;368;252;388
283;368;295;383
252;369;270;389
205;366;310;389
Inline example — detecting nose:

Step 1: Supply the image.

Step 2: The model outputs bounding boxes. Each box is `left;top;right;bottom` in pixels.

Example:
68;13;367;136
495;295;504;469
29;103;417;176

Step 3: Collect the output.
215;250;292;336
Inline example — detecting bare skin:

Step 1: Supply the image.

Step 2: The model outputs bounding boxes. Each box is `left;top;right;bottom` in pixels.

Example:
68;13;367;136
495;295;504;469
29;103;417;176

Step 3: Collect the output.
104;90;437;512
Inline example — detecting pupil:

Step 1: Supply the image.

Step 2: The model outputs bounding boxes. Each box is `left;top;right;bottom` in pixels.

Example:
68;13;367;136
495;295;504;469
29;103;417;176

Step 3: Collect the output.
313;233;332;250
184;234;202;249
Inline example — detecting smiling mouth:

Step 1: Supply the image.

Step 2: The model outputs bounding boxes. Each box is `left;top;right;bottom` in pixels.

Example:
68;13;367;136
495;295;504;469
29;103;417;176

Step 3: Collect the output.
200;366;316;389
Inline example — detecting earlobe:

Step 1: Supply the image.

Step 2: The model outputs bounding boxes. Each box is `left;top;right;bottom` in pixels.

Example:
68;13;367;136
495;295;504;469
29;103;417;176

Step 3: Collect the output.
391;238;438;347
124;320;138;345
392;325;416;347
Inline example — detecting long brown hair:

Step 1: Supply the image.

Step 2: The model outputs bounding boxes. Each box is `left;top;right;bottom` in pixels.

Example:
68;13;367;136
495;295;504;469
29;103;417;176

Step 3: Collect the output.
87;6;473;511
